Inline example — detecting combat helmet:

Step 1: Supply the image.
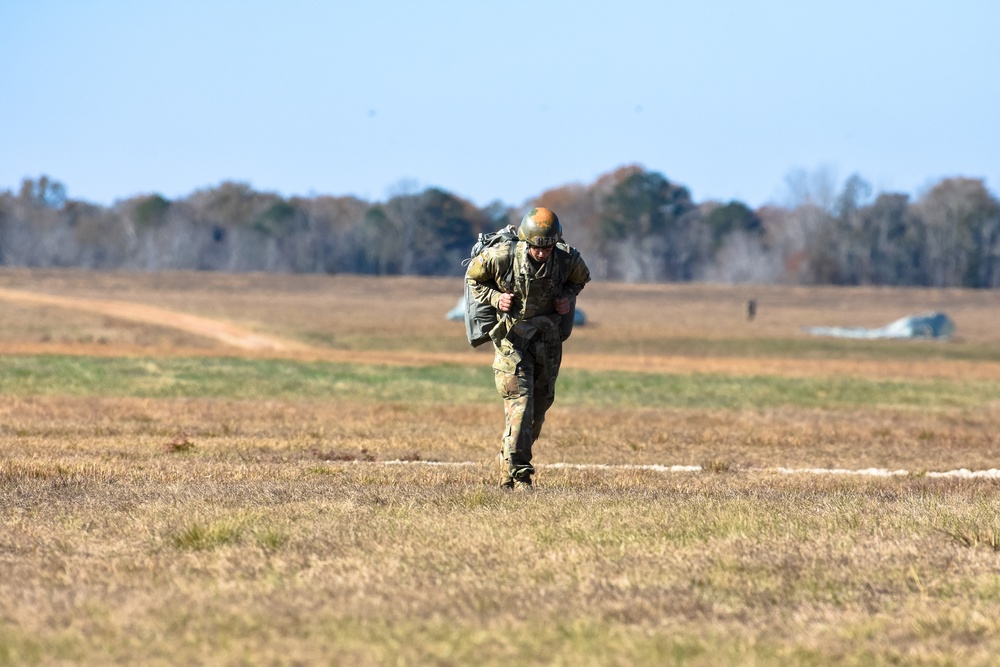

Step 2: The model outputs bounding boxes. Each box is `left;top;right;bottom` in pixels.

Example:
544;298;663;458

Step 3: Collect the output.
518;207;562;248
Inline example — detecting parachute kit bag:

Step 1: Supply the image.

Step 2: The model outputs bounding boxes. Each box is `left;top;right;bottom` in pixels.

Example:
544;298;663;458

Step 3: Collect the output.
555;242;581;342
462;224;517;348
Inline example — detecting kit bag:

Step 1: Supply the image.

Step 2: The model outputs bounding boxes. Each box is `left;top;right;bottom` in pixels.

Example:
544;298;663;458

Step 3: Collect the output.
461;225;517;347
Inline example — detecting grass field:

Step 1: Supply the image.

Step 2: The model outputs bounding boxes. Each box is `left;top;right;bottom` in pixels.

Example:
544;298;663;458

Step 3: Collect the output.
1;269;999;666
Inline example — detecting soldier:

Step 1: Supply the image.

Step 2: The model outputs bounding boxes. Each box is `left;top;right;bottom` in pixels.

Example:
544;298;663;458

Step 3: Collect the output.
465;207;591;490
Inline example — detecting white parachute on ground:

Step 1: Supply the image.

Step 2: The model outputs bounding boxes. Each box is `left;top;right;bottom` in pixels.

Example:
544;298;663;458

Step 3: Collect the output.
446;296;586;326
446;297;465;321
804;311;955;340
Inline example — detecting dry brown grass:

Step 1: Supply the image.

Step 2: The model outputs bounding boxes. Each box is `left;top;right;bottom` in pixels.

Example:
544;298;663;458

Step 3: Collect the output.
4;431;1000;665
2;269;1000;665
2;268;999;368
2;395;998;473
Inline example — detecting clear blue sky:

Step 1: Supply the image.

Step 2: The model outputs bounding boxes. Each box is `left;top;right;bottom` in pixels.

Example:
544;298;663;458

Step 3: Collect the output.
2;0;998;209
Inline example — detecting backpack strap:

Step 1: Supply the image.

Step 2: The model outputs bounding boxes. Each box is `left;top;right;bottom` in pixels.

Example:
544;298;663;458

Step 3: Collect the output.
500;240;517;293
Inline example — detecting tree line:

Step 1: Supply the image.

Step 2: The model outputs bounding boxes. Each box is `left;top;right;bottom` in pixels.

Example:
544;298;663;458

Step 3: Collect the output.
2;167;998;287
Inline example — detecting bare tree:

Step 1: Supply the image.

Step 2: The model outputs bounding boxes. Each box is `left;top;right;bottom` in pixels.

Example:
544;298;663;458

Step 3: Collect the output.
914;178;1000;287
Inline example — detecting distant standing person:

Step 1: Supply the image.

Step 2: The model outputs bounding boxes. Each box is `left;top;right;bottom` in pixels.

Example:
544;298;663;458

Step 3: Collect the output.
465;207;591;489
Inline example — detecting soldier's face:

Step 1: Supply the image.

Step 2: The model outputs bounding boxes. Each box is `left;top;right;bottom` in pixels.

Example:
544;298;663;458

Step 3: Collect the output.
528;245;553;262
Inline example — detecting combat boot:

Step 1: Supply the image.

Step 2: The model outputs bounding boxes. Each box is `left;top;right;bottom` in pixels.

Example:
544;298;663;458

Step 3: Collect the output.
512;469;533;491
510;462;534;491
497;453;514;490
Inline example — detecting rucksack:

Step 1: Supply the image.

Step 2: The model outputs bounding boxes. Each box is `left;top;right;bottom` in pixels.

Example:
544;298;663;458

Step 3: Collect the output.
461;224;518;348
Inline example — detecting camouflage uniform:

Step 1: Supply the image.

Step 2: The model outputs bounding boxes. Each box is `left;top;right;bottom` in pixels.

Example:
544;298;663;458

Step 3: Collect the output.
466;237;591;487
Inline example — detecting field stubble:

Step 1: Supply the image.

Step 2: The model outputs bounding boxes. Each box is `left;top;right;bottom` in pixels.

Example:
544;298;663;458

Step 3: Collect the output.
3;441;1000;666
2;270;1000;665
2;269;1000;372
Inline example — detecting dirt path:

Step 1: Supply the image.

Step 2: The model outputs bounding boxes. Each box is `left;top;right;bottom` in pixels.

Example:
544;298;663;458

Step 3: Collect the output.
0;287;310;352
2;287;999;381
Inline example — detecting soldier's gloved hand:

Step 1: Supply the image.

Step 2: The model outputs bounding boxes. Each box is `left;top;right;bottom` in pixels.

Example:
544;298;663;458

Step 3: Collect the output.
554;296;570;315
498;292;515;312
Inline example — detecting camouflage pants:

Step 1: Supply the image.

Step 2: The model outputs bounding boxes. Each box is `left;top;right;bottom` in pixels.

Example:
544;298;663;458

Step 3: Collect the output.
493;326;563;482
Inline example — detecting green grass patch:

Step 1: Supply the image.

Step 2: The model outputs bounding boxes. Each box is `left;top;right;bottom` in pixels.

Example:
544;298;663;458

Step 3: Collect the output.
558;369;1000;409
172;519;244;550
170;516;288;551
1;354;999;410
0;355;495;403
582;335;1000;363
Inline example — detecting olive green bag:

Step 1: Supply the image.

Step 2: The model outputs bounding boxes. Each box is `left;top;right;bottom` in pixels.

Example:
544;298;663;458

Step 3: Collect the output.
461;225;517;348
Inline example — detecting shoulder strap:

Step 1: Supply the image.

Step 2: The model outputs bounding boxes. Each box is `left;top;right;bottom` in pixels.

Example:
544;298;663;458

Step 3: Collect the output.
501;241;517;292
552;245;572;283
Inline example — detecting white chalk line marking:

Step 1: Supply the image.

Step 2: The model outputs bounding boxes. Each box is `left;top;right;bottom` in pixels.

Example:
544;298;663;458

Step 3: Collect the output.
372;460;1000;479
